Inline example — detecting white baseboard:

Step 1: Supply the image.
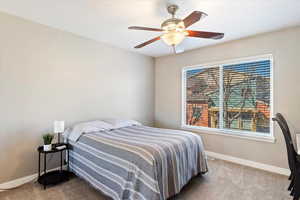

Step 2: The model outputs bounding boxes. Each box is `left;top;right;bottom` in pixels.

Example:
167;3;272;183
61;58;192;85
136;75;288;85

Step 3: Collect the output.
206;151;290;176
0;166;64;192
0;174;36;192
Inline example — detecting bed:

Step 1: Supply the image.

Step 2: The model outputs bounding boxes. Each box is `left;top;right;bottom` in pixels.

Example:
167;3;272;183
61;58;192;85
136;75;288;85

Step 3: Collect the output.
66;122;208;200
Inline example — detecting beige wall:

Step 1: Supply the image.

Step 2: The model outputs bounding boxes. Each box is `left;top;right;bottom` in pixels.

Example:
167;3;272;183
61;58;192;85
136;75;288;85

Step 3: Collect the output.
155;26;300;169
0;12;154;183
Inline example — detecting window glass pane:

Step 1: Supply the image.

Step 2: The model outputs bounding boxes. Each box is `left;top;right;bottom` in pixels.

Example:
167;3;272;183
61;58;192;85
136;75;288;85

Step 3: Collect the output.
222;60;271;134
186;67;220;128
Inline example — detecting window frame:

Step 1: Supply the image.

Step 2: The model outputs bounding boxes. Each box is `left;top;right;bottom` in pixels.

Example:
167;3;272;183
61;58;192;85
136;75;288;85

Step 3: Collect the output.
181;54;275;143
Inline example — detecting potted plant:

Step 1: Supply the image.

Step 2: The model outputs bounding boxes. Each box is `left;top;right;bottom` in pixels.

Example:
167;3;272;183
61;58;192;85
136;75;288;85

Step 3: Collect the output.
43;133;54;151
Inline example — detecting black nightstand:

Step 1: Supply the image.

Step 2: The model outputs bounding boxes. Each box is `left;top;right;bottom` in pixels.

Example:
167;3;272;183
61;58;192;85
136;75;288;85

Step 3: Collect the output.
37;143;70;189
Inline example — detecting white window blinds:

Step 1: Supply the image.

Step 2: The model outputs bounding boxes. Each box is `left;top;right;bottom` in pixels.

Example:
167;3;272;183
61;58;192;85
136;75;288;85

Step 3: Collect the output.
183;55;273;138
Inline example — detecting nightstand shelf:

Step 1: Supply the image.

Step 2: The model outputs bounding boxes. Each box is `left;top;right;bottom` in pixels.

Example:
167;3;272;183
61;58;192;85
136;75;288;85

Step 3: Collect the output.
38;170;70;186
37;143;70;189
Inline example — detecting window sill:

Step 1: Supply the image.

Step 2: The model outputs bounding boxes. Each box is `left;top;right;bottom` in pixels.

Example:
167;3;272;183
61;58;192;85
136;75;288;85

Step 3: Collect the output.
181;125;276;143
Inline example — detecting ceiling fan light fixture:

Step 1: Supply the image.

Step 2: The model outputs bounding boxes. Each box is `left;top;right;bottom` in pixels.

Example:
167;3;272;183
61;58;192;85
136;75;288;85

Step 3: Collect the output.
161;19;187;46
161;30;187;46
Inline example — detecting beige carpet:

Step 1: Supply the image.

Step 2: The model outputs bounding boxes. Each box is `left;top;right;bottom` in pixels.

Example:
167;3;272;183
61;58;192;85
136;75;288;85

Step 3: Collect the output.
0;158;291;200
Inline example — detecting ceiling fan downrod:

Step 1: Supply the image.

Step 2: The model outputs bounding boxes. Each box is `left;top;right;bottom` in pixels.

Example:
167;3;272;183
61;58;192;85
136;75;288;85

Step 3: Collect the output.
167;4;179;18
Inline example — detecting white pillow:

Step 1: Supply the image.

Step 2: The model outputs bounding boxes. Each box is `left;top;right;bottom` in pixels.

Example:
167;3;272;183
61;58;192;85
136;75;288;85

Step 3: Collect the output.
68;120;113;142
102;119;141;129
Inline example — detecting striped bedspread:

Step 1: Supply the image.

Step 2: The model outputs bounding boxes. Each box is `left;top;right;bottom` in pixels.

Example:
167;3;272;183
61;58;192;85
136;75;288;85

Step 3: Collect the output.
68;125;208;200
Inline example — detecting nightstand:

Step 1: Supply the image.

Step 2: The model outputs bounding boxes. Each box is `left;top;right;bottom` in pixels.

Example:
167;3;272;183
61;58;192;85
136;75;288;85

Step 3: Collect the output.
37;143;70;189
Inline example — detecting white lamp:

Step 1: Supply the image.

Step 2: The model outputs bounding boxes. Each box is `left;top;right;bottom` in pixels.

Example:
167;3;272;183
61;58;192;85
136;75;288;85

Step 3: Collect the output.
54;121;65;144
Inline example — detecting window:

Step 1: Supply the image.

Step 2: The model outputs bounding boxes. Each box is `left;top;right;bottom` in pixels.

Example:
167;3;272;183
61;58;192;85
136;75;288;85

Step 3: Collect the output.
182;55;273;141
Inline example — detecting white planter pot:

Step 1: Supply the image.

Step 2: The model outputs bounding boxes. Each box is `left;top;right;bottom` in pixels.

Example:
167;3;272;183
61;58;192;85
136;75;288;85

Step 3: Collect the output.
43;144;52;151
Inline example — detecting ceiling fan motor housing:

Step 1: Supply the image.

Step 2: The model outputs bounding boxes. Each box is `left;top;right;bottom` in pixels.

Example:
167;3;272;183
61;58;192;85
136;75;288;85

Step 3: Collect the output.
161;18;185;31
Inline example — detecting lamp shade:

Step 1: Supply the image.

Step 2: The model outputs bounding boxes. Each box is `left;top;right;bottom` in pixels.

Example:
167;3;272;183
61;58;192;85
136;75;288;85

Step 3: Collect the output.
54;121;65;133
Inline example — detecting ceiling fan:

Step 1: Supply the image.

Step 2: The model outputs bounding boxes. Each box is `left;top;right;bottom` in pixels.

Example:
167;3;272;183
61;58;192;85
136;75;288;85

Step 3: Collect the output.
128;4;224;52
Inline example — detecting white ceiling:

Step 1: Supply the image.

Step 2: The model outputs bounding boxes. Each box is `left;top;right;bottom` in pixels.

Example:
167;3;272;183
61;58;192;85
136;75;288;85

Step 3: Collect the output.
0;0;299;57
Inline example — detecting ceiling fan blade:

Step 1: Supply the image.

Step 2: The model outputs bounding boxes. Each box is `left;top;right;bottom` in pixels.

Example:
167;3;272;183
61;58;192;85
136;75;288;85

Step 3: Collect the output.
129;26;163;32
134;37;161;48
183;11;207;28
187;30;224;39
